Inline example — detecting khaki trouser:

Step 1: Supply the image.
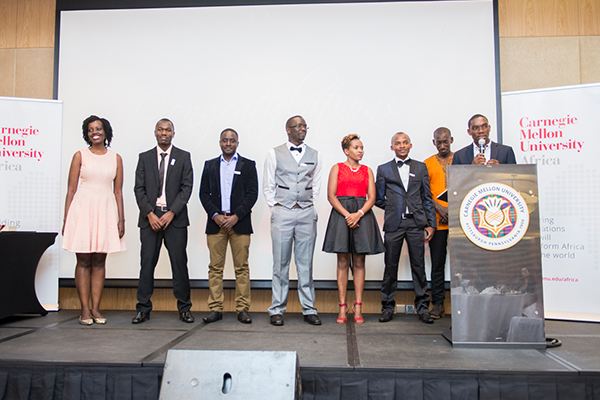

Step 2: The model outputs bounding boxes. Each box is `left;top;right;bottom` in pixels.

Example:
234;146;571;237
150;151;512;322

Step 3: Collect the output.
207;229;251;312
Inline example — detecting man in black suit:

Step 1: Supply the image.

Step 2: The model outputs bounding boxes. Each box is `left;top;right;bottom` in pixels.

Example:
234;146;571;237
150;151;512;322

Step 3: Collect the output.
199;128;258;324
132;118;194;324
453;114;516;165
375;132;437;324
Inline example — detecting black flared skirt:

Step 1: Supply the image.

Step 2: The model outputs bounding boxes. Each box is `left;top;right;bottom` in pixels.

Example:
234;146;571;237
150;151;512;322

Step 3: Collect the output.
322;196;384;255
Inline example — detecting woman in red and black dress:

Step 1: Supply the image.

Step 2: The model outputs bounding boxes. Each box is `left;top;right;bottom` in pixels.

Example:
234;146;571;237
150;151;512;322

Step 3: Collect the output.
323;134;384;324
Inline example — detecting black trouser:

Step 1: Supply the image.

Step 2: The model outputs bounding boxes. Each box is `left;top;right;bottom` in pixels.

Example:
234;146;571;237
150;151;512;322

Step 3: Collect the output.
428;229;448;306
136;208;191;314
381;218;430;315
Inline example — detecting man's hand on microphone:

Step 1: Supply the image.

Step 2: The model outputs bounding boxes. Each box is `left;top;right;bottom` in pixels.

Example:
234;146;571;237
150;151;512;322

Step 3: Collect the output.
472;153;486;165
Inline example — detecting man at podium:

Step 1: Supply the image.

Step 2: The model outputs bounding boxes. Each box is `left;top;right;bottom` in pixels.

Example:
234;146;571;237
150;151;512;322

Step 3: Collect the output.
453;114;516;165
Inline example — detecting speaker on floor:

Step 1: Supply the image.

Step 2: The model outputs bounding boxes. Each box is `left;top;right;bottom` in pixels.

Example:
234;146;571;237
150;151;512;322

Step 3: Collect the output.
158;349;301;399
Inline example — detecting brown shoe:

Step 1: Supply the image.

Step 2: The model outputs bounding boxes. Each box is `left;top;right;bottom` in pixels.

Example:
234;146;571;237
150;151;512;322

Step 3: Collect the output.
430;304;445;319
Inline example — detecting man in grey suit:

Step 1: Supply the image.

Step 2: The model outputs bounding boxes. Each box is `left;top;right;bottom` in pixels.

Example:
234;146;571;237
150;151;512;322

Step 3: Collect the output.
132;118;194;324
453;114;516;165
263;115;322;326
375;132;437;324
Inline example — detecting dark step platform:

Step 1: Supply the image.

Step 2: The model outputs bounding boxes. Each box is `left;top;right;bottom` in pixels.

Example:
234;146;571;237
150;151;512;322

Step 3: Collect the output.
0;310;599;399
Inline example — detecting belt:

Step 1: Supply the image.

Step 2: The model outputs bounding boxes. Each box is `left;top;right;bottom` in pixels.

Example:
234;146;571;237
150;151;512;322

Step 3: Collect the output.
218;212;234;216
401;213;414;219
155;205;169;212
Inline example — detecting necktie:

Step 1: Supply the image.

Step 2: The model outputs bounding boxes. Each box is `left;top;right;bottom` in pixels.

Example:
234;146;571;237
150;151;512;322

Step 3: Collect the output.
290;146;302;153
158;152;167;195
397;159;411;167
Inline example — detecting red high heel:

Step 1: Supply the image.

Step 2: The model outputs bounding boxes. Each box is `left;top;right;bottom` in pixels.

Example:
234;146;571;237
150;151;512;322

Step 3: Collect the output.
352;302;364;324
337;303;348;323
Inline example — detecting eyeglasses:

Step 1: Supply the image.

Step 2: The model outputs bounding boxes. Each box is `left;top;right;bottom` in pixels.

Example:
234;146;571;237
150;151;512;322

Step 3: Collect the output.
289;124;309;130
470;124;489;133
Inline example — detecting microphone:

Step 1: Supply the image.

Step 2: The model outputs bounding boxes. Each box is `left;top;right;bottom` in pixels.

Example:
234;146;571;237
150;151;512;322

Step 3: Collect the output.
478;138;486;155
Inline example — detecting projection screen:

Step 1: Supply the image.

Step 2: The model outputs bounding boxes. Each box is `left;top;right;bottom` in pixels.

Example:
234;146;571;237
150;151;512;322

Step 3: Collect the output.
56;0;499;284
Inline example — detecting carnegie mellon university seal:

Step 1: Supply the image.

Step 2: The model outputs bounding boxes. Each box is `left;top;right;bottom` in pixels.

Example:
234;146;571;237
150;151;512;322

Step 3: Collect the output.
460;183;530;251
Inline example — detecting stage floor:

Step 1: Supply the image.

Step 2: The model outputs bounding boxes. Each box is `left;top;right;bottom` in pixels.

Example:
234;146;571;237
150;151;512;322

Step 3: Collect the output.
1;309;599;371
1;310;599;399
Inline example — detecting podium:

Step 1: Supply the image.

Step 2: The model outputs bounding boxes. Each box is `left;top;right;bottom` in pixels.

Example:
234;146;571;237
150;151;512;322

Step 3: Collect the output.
444;165;545;349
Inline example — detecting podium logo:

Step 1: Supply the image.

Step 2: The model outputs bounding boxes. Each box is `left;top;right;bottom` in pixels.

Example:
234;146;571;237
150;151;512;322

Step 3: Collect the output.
460;183;530;251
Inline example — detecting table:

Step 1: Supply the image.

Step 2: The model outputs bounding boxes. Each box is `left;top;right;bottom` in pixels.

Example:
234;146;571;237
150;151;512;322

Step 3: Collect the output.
0;232;57;320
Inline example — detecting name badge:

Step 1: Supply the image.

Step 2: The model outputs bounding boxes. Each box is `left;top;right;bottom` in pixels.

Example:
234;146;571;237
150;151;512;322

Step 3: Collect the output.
171;159;176;166
409;173;415;177
234;170;241;175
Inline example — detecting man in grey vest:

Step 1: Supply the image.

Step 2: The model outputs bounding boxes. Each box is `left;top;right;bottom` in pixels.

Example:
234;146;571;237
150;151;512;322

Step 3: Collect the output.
263;115;323;326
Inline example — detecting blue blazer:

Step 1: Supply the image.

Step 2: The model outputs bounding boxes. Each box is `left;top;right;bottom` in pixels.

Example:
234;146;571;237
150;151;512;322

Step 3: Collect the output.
199;154;258;235
375;159;437;232
453;142;516;165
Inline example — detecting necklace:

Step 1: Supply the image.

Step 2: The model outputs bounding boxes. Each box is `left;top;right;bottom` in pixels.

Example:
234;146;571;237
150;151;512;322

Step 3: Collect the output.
345;162;360;172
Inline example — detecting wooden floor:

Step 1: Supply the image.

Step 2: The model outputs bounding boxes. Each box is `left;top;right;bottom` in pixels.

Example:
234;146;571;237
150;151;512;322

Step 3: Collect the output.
58;287;452;315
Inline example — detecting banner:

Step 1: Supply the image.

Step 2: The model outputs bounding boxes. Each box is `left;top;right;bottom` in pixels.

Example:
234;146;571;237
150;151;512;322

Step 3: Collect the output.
0;97;63;310
502;83;600;322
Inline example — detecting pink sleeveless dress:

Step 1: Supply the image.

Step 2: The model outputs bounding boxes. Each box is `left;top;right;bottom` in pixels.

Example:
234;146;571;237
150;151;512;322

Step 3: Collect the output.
62;148;126;253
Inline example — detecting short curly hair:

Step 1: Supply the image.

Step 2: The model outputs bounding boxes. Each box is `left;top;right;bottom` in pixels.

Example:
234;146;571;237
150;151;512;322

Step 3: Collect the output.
82;115;113;147
341;134;361;151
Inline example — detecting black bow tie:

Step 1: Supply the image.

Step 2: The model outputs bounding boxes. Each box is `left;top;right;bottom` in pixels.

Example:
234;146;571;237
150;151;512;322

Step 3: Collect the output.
290;146;302;153
397;159;411;167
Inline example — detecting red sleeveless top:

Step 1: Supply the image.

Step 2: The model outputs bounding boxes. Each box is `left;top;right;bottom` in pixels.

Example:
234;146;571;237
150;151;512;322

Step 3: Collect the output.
336;163;368;198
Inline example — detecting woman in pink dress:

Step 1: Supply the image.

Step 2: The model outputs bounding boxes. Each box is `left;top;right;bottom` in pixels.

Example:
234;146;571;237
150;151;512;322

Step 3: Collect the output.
322;134;384;324
62;116;125;325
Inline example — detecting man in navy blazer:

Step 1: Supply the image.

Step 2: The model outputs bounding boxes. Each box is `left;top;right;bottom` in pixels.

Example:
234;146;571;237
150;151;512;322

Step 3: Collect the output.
199;129;258;324
376;132;437;324
453;114;516;165
133;118;194;324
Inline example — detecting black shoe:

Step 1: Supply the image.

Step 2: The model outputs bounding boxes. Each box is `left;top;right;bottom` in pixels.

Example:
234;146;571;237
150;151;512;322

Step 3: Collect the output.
304;314;322;325
270;314;284;326
237;310;252;324
379;311;393;323
430;304;445;319
419;311;434;324
179;311;195;323
202;310;222;324
132;311;150;324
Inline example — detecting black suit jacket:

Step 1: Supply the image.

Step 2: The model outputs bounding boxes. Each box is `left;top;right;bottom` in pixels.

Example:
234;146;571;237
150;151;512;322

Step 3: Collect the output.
134;146;193;229
453;141;516;165
375;159;437;232
199;154;258;235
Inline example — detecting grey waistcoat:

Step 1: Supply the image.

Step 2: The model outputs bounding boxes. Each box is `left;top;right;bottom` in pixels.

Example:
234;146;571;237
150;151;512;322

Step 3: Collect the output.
274;144;318;209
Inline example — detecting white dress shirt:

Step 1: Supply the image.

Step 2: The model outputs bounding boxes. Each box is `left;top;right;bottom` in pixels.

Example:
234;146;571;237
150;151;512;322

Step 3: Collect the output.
156;145;173;207
395;156;411;213
472;141;491;161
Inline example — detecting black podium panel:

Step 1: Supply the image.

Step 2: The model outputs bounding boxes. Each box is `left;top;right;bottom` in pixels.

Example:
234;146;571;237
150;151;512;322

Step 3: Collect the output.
0;232;57;320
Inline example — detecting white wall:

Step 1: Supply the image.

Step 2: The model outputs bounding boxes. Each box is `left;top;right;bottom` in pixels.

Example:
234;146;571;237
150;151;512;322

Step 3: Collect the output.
57;1;498;281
